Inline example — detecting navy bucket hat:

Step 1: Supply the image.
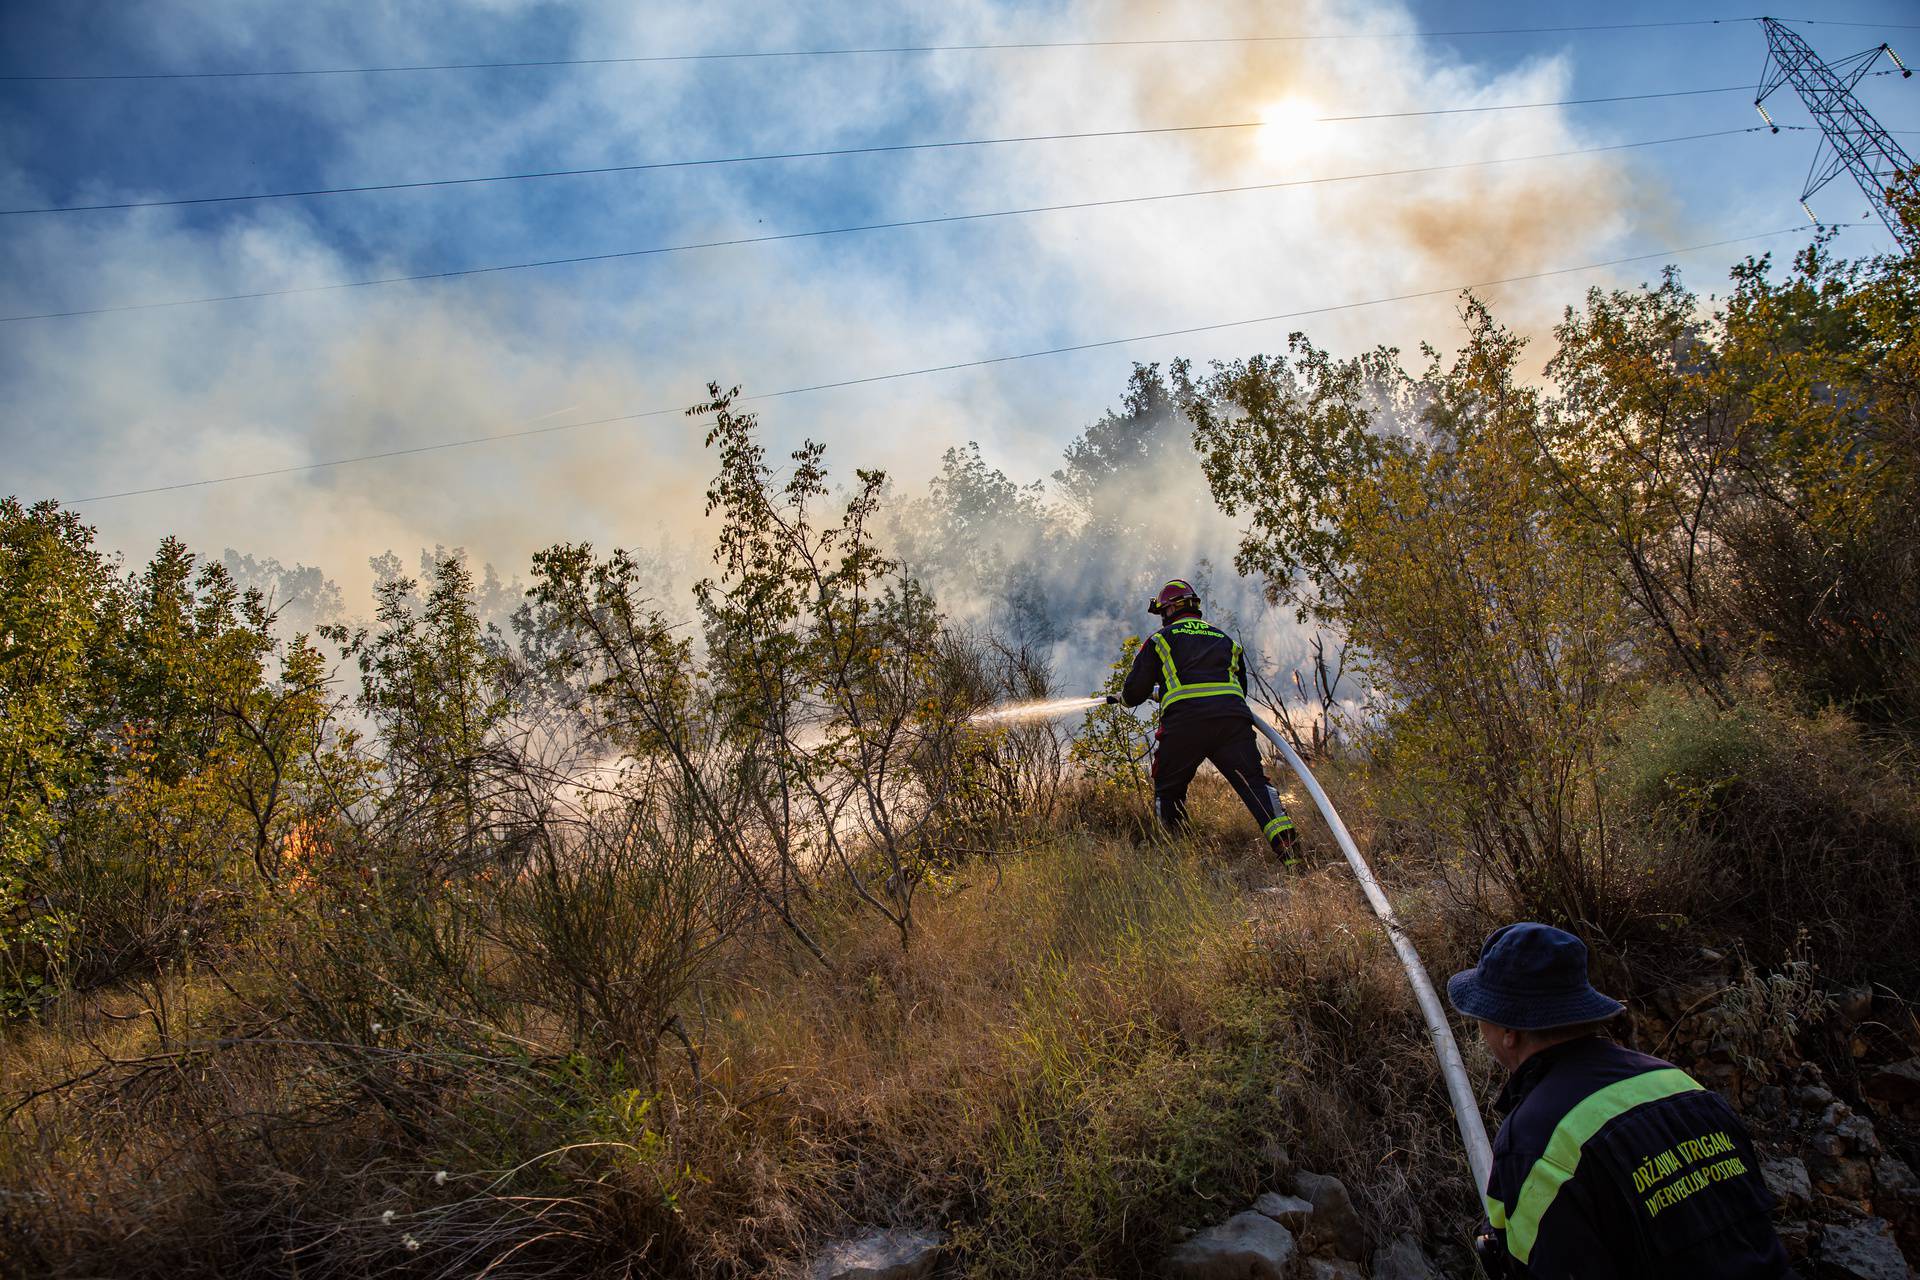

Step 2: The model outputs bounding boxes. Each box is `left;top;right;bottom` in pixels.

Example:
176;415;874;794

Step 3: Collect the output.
1446;922;1624;1031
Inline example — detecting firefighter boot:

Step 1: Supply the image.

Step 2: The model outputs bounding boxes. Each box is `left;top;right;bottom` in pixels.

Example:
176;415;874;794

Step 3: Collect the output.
1265;815;1302;870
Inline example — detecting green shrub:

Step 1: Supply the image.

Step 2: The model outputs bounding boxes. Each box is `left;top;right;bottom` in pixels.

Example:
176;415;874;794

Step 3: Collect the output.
1618;690;1920;990
1619;690;1765;816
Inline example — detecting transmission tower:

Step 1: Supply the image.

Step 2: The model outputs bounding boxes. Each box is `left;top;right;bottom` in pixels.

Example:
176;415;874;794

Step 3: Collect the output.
1754;16;1914;240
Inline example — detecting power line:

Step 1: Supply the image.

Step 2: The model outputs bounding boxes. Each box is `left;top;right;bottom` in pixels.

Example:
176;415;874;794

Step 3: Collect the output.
63;225;1822;505
3;127;1765;323
1780;19;1920;32
1;18;1757;82
0;84;1757;216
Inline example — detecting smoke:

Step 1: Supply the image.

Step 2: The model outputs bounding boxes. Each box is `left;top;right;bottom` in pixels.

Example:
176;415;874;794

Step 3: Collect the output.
4;0;1710;664
938;0;1664;367
887;364;1308;696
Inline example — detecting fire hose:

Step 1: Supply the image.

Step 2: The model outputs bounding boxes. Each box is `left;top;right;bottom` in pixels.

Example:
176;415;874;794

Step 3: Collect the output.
976;689;1494;1192
1244;706;1494;1195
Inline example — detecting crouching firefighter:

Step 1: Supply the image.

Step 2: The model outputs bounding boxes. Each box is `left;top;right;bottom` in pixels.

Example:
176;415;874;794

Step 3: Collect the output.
1115;579;1302;866
1449;923;1792;1279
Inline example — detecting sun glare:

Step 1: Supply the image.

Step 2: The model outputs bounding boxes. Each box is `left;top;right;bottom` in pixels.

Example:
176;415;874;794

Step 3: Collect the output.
1257;96;1324;164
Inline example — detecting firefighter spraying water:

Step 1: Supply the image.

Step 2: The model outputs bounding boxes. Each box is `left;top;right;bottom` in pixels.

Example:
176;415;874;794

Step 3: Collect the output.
1113;579;1303;867
965;573;1497;1205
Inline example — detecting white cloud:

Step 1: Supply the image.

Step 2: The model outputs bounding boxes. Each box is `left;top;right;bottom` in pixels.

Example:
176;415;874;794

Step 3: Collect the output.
3;0;1716;626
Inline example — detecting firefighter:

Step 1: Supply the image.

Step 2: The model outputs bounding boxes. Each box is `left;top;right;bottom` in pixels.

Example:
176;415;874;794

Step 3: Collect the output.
1449;923;1792;1279
1115;579;1302;866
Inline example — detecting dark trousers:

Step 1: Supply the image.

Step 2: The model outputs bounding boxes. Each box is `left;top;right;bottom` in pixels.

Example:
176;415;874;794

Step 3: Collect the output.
1151;715;1297;855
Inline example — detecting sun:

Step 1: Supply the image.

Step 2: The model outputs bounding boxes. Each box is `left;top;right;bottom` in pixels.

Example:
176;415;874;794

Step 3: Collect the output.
1256;96;1326;165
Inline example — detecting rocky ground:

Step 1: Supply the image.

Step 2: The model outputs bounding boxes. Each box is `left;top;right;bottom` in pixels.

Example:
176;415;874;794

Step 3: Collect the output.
1639;963;1919;1280
802;954;1920;1280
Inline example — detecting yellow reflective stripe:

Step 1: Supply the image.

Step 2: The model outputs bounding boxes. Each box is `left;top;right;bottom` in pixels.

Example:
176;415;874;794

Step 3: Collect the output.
1153;627;1245;714
1151;633;1180;692
1505;1068;1703;1264
1161;683;1245;707
1263;816;1293;838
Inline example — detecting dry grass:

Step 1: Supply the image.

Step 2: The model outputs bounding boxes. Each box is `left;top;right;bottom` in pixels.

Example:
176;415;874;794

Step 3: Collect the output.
1;776;1489;1279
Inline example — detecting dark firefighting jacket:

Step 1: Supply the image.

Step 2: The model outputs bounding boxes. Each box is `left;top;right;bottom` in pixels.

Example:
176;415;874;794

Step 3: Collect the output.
1120;616;1253;727
1481;1037;1788;1279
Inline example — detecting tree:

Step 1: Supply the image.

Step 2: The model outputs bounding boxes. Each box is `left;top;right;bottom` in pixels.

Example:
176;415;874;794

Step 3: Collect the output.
1192;305;1642;930
0;499;113;1009
692;385;980;948
1540;216;1920;725
1539;269;1739;704
323;553;515;873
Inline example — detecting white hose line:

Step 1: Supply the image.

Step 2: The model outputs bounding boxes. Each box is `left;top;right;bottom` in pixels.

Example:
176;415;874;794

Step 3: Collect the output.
1248;708;1495;1196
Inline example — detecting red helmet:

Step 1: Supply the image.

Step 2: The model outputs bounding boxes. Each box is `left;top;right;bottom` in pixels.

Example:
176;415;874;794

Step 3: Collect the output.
1148;578;1201;618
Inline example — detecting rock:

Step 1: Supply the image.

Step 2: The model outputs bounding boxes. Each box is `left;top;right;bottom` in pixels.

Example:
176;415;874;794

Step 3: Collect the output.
1304;1261;1365;1280
1370;1233;1441;1280
1753;1085;1787;1120
1875;1156;1917;1196
1839;987;1875;1022
1252;1192;1315;1232
1864;1059;1920;1106
1816;1217;1912;1280
1795;1083;1839;1109
1763;1157;1813;1211
1825;1103;1882;1155
808;1228;944;1280
1163;1211;1298;1280
1258;1138;1295;1178
1293;1171;1367;1261
1810;1151;1876;1200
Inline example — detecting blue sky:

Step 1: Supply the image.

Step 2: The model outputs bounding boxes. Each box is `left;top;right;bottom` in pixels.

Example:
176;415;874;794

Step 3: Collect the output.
3;0;1916;611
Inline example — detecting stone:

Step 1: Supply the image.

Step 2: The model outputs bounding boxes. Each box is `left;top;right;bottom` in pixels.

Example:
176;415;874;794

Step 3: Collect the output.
1813;1132;1850;1159
1304;1261;1365;1280
1258;1138;1295;1178
1874;1156;1916;1196
1838;987;1875;1022
1293;1171;1367;1261
1795;1083;1838;1109
808;1228;944;1280
1864;1058;1920;1105
1252;1192;1315;1232
1752;1084;1787;1119
1840;1117;1883;1157
1816;1217;1912;1280
1370;1233;1441;1280
1163;1211;1298;1280
1762;1156;1813;1211
1777;1220;1813;1258
1810;1151;1876;1200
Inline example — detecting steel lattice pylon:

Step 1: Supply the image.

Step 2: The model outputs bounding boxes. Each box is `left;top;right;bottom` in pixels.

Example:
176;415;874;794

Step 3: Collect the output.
1755;16;1914;241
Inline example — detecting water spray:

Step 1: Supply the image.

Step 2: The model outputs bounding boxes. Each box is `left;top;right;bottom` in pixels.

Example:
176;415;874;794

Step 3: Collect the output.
1247;706;1494;1195
966;694;1106;724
